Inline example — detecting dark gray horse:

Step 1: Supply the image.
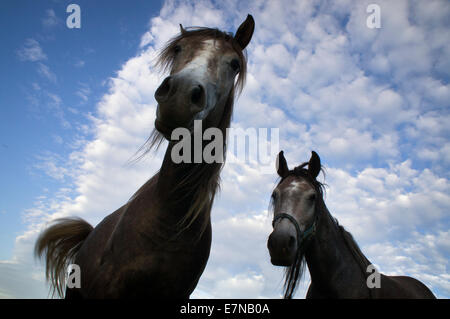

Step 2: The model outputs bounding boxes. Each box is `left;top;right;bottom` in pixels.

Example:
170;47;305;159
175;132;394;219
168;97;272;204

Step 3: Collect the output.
268;150;436;299
35;15;255;298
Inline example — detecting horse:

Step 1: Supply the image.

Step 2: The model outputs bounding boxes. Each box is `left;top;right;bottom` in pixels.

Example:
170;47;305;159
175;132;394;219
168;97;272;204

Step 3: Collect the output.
35;15;255;299
267;150;436;299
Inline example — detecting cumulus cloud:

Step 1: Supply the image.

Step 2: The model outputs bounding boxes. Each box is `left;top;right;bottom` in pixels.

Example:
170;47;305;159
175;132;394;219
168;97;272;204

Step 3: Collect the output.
364;230;450;298
139;31;154;48
3;0;449;299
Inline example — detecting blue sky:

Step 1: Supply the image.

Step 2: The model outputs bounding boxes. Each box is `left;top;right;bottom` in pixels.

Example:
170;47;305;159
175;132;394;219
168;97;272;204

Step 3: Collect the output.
0;0;449;298
0;0;162;259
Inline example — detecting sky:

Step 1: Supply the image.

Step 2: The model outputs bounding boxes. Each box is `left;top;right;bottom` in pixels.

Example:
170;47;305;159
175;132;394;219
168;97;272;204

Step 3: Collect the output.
0;0;449;298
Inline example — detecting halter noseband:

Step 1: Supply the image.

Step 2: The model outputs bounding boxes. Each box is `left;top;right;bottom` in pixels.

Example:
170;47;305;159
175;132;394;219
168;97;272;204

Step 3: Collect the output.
272;213;317;248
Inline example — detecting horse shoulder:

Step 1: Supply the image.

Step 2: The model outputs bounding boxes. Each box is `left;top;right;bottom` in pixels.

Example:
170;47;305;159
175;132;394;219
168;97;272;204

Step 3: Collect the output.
306;282;327;299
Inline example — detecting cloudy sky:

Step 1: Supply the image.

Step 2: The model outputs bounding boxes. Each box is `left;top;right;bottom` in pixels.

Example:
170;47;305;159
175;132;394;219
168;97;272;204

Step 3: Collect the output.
0;0;449;298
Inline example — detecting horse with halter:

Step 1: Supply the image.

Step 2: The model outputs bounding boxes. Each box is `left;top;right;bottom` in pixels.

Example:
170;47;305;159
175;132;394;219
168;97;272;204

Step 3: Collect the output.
268;150;436;299
35;15;255;298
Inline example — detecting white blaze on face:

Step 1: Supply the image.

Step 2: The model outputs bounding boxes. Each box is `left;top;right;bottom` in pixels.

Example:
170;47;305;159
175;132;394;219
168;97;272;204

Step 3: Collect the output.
179;39;220;119
178;39;216;84
282;181;302;224
287;181;302;195
279;180;316;232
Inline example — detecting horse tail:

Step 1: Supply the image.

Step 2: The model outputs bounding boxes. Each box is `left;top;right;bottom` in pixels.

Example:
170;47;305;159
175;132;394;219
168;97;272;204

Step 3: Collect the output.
34;217;93;298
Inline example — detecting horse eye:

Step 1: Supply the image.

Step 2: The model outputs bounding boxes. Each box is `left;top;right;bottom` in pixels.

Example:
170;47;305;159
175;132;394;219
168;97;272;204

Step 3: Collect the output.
174;45;182;54
230;59;240;72
308;193;316;202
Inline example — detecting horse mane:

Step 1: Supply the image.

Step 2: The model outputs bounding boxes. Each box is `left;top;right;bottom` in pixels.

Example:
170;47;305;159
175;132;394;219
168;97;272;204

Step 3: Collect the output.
130;26;248;237
156;26;248;94
131;26;248;160
292;163;326;197
167;89;236;235
336;223;372;275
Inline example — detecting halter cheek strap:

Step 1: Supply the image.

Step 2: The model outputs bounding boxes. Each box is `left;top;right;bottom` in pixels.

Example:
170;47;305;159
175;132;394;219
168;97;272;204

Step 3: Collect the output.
272;213;316;248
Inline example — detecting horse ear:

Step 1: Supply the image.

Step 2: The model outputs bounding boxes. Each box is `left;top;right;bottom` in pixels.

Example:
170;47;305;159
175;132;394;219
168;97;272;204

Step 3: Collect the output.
234;14;255;50
308;151;321;179
276;151;289;178
179;24;186;34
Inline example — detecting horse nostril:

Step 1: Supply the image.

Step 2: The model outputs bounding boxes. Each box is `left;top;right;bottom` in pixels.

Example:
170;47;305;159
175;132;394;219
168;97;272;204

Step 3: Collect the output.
155;77;172;102
190;84;206;114
190;85;204;107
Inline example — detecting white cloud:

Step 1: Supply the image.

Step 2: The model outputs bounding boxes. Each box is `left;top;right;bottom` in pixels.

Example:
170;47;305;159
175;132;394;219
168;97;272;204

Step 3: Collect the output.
42;9;61;28
37;63;57;83
32;152;70;181
139;31;154;48
325;161;450;242
364;230;450;298
26;88;72;129
74;60;85;68
3;0;449;299
76;84;91;103
17;39;47;62
0;261;48;298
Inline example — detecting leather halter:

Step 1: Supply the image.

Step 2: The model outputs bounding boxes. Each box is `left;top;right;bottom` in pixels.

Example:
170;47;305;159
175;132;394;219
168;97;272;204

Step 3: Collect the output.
272;213;317;248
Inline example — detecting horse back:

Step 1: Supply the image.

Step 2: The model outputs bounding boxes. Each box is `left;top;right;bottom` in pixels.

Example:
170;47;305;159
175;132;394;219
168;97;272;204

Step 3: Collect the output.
377;275;436;299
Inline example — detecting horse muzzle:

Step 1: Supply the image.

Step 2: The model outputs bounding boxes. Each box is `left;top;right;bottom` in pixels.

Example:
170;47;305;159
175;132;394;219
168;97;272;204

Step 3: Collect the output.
267;230;297;267
155;75;206;115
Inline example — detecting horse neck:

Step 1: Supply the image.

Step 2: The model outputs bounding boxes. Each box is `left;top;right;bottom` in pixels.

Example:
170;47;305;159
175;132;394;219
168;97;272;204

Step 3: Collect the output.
157;141;220;204
153;126;227;231
305;202;370;298
127;95;233;243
